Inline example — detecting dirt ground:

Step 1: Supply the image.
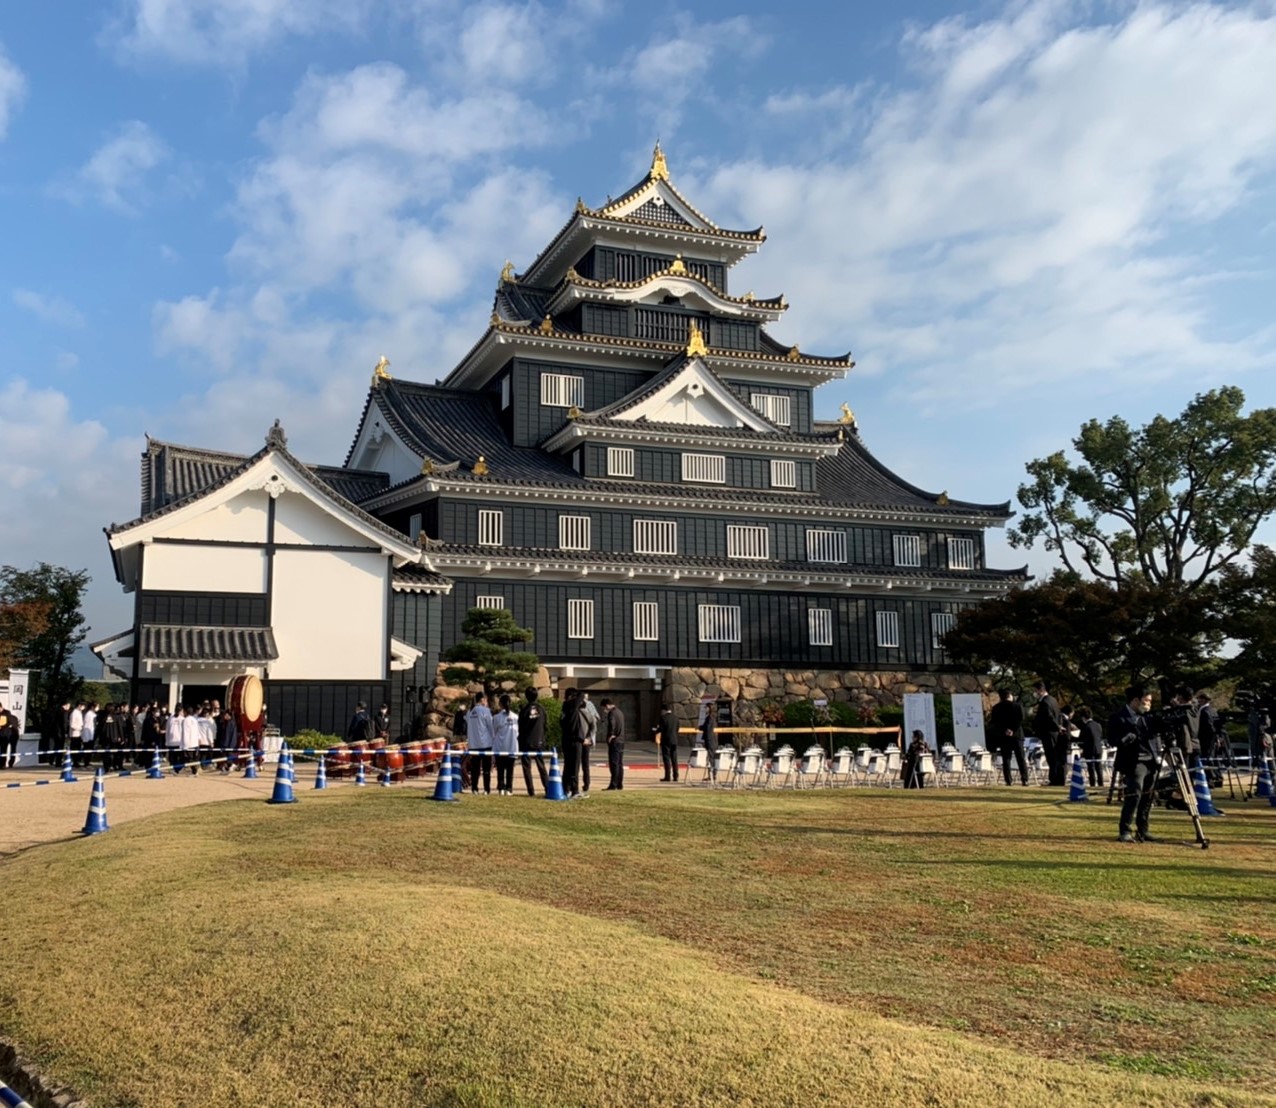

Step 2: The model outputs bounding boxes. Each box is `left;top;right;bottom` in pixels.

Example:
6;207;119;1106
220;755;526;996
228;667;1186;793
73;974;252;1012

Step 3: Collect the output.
0;750;673;856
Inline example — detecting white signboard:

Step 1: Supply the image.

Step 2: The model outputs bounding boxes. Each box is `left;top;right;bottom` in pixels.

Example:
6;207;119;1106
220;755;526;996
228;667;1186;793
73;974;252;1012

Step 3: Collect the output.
950;693;986;753
903;693;936;748
5;669;30;734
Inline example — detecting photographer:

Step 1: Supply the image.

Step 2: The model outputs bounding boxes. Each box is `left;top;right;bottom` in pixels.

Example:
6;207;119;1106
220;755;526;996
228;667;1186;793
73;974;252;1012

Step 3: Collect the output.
1168;686;1201;765
1109;685;1159;844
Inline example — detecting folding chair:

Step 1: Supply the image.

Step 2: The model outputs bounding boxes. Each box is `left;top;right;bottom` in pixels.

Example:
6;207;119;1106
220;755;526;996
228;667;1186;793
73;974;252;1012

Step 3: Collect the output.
965;746;995;785
711;746;737;788
731;745;764;788
794;745;826;788
883;747;902;787
852;744;873;784
825;746;855;787
686;744;711;785
940;745;964;787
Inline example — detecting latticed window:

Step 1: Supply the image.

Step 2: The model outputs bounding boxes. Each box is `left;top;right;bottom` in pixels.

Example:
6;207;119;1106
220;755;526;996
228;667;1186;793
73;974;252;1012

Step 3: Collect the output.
632;601;659;641
475;595;504;611
893;534;922;567
948;537;976;570
607;447;635;477
682;453;726;483
808;608;834;647
931;612;956;649
559;515;591;551
409;513;422;542
806;529;847;563
876;610;900;649
540;372;584;408
771;459;797;488
567;599;594;639
633;519;677;555
727;524;769;560
751;393;791;425
478;509;503;547
698;604;741;643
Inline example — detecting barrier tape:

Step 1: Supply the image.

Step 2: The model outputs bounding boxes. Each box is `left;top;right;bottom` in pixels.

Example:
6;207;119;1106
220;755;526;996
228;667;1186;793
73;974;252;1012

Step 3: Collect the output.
0;1078;34;1108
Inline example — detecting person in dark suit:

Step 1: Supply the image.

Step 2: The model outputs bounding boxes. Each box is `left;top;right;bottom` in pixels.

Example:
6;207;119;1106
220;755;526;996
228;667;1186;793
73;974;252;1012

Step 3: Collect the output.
602;697;625;790
518;687;549;796
1110;685;1159;842
1032;680;1067;785
699;701;719;782
560;688;586;799
1075;706;1105;787
655;704;679;782
987;689;1027;785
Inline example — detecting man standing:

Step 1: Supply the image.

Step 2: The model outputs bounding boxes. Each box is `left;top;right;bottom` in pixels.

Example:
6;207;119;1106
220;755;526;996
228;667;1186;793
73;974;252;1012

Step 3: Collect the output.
43;700;71;766
1075;706;1106;788
69;701;86;767
347;701;374;746
0;702;17;769
700;701;719;783
579;692;599;795
465;692;495;795
1195;691;1226;761
1110;685;1159;843
518;688;549;796
987;689;1027;786
1031;681;1066;785
602;697;625;790
655;704;679;782
1169;686;1201;764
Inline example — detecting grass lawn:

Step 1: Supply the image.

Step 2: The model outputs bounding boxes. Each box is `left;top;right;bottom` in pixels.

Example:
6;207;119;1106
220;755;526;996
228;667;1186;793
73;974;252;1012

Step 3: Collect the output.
1;786;1273;1106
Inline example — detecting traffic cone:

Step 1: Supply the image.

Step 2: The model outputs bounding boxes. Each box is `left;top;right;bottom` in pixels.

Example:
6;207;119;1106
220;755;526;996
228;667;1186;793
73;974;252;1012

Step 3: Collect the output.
314;754;327;790
267;742;297;804
81;768;109;835
60;748;78;783
451;751;464;800
243;746;259;779
544;749;566;801
1190;762;1221;816
1067;755;1088;802
146;747;165;780
355;760;367;787
1257;757;1274;799
432;746;456;802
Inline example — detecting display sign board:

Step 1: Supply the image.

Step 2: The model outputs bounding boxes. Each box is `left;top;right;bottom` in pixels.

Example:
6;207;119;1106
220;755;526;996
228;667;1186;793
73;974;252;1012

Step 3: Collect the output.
950;693;986;753
4;669;30;734
902;692;936;748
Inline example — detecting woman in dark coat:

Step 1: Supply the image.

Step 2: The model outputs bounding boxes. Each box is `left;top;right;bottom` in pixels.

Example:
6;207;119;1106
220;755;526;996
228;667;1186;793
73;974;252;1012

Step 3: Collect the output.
902;729;931;789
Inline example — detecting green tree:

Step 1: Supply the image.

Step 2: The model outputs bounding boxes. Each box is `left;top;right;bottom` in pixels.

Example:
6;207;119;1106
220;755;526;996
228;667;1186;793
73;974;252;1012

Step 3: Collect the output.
441;608;539;695
1011;387;1276;590
0;563;90;727
1218;545;1276;690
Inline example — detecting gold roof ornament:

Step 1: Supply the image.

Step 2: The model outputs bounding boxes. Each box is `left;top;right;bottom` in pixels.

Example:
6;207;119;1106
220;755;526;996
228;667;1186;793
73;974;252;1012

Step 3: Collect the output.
420;458;435;476
786;345;801;362
566;266;580;282
937;491;950;506
539;315;554;335
668;253;688;276
567;404;581;420
489;311;501;326
575;196;588;214
650;141;669;182
473;455;489;477
744;290;755;302
500;260;515;284
838;402;856;425
371;354;392;386
686;320;708;357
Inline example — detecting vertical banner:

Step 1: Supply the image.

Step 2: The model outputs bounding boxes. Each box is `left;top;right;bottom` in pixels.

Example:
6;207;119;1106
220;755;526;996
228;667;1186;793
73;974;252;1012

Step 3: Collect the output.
902;692;936;748
6;669;30;734
950;693;986;753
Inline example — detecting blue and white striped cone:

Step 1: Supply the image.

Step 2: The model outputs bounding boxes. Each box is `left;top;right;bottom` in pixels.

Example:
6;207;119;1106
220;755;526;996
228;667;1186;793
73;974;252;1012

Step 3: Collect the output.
1067;755;1089;802
544;749;566;801
355;759;367;787
81;767;109;835
1189;762;1220;816
267;742;297;804
432;746;456;802
1257;757;1274;799
60;748;78;783
243;747;259;779
451;750;464;800
314;754;327;790
0;1076;35;1107
146;746;164;780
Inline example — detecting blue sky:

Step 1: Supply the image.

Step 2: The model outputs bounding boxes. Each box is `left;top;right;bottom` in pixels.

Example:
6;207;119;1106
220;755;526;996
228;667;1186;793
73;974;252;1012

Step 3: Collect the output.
2;0;1276;646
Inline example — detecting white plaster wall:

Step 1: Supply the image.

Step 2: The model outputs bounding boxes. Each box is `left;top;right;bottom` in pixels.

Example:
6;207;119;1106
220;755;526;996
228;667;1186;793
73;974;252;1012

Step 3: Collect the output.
143;543;268;593
269;548;387;680
163;493;270;543
350;416;421;486
273;490;379;548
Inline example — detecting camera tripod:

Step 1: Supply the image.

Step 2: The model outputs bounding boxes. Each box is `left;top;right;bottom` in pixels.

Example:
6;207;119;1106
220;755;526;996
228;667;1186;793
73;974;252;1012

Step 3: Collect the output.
1107;745;1209;849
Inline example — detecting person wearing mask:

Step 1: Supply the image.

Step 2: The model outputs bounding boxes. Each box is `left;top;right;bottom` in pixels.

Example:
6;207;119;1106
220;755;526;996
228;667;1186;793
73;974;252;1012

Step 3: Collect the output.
465;692;495;795
579;692;600;795
82;703;98;767
655;703;679;782
0;702;17;770
1031;681;1067;786
988;689;1027;786
700;700;719;783
602;697;626;790
166;707;186;773
1075;706;1106;788
491;694;519;795
69;702;86;768
180;706;203;775
560;688;583;799
517;688;549;796
1110;685;1159;843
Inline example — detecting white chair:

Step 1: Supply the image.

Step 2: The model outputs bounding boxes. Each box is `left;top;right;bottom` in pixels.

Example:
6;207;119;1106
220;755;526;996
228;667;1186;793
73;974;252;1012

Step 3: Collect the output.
731;745;764;788
908;751;936;787
965;746;995;785
862;750;889;787
686;744;711;785
883;747;902;786
826;746;855;787
795;745;826;788
940;746;964;787
711;746;737;787
852;744;873;784
765;745;795;788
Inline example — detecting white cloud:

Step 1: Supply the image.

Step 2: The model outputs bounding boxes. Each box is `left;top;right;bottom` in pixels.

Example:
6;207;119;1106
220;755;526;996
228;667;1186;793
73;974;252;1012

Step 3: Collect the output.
699;1;1276;413
106;0;368;66
0;41;25;139
55;120;168;214
12;289;86;329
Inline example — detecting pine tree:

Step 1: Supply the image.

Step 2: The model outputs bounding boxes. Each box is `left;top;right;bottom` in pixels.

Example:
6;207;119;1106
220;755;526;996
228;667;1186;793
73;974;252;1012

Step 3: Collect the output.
441;608;539;695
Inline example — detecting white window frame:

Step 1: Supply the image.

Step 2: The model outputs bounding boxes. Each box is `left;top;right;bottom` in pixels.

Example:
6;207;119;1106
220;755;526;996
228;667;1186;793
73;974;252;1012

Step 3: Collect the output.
727;524;769;560
478;509;503;547
876;610;900;649
632;601;659;641
408;513;422;542
893;534;922;568
751;392;792;426
698;603;742;644
607;446;635;478
633;519;678;555
567;598;594;640
808;608;833;647
931;612;956;650
948;536;976;571
540;372;584;408
770;459;797;489
475;595;505;611
559;514;591;551
806;528;847;564
682;452;726;484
